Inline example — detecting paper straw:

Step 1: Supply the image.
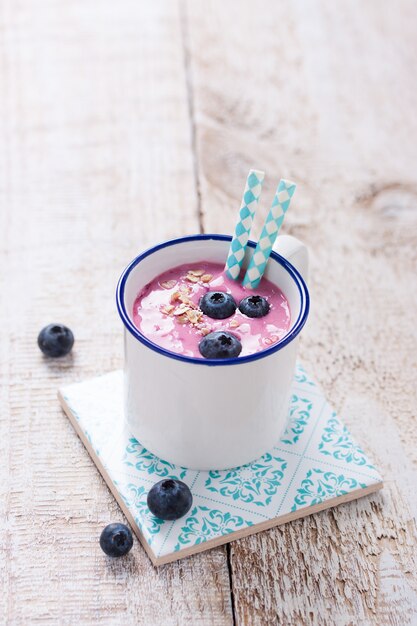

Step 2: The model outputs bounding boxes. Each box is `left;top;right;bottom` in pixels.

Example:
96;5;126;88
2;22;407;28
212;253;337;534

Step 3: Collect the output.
242;179;296;289
224;169;265;280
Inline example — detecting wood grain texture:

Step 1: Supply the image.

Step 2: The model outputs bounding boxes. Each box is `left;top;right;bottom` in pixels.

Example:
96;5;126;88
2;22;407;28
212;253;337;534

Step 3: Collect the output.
0;1;232;624
1;0;417;624
185;0;417;624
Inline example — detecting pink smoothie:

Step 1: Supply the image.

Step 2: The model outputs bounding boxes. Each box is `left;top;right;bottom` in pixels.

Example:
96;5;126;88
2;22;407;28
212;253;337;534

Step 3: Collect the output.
132;262;291;358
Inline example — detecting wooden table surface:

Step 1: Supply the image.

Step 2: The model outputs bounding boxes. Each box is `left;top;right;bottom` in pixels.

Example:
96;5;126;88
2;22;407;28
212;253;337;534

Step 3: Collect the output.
1;1;417;624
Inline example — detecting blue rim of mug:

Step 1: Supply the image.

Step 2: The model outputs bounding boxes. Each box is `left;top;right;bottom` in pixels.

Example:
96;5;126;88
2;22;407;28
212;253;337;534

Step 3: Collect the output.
116;234;310;366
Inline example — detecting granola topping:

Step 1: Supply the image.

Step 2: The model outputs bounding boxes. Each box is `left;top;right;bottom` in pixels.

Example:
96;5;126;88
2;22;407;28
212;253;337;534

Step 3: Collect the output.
160;279;177;289
170;291;181;303
263;335;279;346
186;309;203;325
185;274;200;283
173;303;190;316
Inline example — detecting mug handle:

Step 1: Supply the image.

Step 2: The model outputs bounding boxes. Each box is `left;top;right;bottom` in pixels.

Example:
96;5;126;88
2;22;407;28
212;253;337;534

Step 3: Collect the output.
273;235;309;283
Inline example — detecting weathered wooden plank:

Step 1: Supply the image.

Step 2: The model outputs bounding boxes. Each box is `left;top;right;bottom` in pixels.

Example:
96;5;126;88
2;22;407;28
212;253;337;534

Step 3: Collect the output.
186;0;417;624
0;0;233;624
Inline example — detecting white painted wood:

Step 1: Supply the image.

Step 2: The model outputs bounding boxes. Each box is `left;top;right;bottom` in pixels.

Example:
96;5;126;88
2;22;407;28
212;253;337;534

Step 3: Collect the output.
1;0;417;623
0;1;232;624
186;0;417;623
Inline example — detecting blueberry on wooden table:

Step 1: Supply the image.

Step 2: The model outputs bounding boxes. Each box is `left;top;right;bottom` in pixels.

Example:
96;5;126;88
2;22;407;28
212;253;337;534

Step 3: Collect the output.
239;295;270;318
199;331;242;359
37;324;74;357
199;291;237;319
99;523;133;557
147;479;193;521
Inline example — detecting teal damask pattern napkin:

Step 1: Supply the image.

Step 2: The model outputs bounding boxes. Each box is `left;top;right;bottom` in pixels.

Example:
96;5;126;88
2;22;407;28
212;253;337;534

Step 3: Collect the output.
59;365;382;565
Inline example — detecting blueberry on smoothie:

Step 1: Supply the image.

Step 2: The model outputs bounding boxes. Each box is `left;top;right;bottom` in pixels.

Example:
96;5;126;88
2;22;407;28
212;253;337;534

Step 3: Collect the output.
37;324;74;357
238;295;270;318
199;331;242;359
199;291;237;319
99;523;133;557
147;479;193;521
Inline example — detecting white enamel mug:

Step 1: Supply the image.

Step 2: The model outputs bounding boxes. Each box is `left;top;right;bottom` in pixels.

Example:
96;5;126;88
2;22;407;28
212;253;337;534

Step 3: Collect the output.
116;234;309;470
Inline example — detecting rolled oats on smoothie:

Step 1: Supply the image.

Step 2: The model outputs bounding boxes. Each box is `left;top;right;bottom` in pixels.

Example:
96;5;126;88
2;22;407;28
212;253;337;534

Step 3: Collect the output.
133;262;291;359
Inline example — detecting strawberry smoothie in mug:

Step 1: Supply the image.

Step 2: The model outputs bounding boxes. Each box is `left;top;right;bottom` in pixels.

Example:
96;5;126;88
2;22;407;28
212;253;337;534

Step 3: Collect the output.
132;260;292;359
116;173;309;469
116;233;309;470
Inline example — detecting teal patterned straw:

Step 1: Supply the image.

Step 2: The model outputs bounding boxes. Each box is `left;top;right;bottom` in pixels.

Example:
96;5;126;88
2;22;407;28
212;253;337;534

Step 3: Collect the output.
242;179;296;289
224;169;265;280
